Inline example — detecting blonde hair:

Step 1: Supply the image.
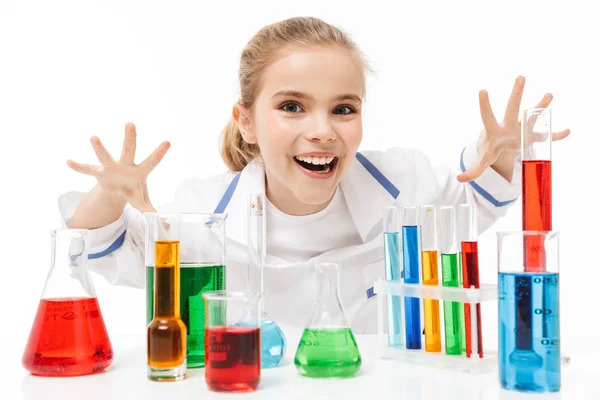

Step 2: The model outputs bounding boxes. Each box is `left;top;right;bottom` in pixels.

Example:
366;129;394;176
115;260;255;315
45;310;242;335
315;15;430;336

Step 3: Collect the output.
220;17;370;171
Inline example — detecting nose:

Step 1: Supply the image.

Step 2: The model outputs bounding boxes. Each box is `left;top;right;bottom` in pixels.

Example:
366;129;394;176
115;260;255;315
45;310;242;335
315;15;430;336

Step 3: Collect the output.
306;112;336;143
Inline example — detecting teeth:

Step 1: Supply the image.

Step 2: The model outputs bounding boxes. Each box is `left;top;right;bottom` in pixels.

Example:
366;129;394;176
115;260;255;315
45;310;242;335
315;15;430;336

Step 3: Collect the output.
295;156;335;165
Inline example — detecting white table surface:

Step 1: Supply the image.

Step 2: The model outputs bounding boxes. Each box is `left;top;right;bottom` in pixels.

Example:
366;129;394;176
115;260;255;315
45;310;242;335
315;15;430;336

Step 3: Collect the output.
3;331;599;400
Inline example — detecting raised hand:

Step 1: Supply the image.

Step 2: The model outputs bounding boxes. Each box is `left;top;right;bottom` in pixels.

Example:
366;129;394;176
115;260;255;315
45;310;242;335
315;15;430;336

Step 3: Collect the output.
457;76;570;183
67;122;170;212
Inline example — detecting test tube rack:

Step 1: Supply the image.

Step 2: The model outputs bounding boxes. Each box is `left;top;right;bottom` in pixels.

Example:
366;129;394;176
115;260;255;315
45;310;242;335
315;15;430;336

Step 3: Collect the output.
373;279;498;374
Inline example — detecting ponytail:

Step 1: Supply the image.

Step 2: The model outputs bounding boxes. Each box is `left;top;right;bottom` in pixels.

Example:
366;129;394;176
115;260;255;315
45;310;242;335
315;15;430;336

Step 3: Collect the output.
220;119;261;172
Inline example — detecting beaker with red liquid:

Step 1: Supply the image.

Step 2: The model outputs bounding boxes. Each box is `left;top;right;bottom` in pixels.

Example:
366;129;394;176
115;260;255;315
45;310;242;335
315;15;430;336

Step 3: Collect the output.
22;229;113;377
203;291;261;392
522;108;552;272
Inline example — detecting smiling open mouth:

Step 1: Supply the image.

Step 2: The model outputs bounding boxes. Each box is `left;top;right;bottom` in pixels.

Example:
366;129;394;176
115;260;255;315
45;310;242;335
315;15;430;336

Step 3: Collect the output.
294;156;338;174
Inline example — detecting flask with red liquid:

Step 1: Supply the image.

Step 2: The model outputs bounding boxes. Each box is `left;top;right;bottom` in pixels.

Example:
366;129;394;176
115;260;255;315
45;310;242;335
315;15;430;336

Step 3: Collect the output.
22;229;113;377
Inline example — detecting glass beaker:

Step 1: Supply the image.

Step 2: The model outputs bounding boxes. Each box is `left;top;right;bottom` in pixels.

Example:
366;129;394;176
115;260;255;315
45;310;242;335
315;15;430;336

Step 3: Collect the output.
146;214;187;381
145;213;226;369
247;194;286;368
497;231;560;393
22;229;113;377
294;262;361;378
203;291;262;392
522;108;552;272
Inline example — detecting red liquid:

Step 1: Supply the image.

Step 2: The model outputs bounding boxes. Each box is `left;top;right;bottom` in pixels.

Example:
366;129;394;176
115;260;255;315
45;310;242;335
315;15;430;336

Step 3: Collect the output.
522;160;552;272
22;297;113;377
461;242;483;358
205;326;260;392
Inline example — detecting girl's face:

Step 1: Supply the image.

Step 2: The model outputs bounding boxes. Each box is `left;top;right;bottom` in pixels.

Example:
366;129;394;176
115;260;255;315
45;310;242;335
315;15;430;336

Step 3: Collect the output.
238;45;364;215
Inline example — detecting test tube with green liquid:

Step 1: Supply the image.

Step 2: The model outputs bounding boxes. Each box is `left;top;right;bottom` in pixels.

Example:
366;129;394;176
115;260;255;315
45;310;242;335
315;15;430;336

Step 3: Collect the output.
439;206;464;355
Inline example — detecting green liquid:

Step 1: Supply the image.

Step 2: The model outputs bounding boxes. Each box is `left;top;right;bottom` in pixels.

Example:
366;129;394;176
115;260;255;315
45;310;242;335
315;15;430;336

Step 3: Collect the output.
146;263;225;368
441;253;464;355
294;327;361;378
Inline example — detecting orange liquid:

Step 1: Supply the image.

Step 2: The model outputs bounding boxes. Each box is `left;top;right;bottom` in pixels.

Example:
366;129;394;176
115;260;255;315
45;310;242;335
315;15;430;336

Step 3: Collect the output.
147;241;186;369
421;250;442;352
22;297;113;376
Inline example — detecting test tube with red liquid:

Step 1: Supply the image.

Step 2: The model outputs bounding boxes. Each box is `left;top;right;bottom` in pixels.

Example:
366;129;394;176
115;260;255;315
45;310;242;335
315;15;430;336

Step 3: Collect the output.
458;204;483;359
522;108;552;272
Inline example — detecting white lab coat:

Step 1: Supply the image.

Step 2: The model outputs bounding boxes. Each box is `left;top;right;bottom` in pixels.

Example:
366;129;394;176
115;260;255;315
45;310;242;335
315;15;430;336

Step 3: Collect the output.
58;143;520;334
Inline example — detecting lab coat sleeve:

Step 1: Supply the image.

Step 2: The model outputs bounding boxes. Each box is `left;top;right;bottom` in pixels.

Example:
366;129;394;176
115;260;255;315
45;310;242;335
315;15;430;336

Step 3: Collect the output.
432;142;521;234
58;191;146;288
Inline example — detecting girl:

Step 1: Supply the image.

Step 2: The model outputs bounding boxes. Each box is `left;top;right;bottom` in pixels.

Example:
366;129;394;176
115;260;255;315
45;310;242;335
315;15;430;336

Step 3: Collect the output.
60;17;569;333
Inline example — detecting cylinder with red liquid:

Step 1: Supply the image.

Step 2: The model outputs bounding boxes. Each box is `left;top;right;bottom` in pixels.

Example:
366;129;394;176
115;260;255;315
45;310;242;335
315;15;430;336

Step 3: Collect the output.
458;204;483;358
522;108;552;272
22;229;113;377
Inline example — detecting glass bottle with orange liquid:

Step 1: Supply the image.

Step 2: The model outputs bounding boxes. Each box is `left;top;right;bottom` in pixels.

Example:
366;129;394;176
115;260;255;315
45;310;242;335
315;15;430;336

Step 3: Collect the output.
146;214;187;381
22;229;113;377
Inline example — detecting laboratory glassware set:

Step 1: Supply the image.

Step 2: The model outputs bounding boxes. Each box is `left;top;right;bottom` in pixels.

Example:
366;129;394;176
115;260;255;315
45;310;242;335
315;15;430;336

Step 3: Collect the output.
21;108;561;393
376;108;561;393
21;193;361;392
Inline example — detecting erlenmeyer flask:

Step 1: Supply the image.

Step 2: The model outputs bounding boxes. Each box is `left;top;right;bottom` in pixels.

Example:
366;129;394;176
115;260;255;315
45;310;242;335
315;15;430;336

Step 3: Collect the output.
22;229;113;377
294;262;361;378
247;194;286;368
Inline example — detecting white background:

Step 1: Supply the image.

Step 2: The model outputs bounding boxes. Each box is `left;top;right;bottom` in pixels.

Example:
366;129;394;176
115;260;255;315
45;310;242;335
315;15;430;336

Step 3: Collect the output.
1;0;598;370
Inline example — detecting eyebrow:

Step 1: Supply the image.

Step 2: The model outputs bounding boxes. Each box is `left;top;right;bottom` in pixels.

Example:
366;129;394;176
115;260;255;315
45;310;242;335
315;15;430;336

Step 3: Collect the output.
271;90;362;103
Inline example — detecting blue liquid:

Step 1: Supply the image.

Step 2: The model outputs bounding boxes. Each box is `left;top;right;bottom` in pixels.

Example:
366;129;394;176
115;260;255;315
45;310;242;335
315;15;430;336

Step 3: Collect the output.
384;232;404;347
499;272;560;393
260;317;286;368
402;225;421;350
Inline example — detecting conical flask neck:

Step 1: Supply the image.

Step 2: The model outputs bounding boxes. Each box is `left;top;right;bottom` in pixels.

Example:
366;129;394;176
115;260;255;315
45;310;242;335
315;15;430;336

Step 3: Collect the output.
42;230;97;300
309;263;348;328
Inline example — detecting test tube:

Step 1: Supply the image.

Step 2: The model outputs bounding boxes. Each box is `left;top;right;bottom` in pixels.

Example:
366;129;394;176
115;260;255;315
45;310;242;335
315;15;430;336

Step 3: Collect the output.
401;206;422;350
418;205;441;353
497;231;560;393
383;206;404;347
522;108;552;272
458;204;483;358
439;206;464;355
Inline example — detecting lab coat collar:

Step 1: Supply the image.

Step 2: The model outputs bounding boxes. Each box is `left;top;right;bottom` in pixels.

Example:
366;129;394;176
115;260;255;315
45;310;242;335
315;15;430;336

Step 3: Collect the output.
223;155;397;247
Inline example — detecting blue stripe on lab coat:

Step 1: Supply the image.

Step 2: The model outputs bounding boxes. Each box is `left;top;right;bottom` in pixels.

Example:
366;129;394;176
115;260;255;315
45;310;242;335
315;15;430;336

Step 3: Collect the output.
213;172;242;213
356;152;400;199
459;147;518;207
355;152;401;300
88;230;127;259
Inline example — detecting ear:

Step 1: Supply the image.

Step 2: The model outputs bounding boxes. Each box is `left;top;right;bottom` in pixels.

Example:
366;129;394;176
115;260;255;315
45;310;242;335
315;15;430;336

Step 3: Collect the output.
232;104;257;144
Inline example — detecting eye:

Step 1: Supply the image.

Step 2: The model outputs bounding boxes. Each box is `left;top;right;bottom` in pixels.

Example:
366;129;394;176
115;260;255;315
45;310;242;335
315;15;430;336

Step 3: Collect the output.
333;105;356;115
280;102;304;113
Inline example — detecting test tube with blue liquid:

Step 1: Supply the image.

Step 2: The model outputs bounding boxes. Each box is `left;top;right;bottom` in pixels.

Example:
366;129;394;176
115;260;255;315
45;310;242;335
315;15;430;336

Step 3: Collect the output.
401;206;421;350
383;206;403;347
247;194;286;368
497;231;560;393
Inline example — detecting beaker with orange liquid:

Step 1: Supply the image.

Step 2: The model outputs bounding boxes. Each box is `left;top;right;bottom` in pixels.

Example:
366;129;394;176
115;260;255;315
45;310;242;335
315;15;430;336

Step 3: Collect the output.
22;229;113;377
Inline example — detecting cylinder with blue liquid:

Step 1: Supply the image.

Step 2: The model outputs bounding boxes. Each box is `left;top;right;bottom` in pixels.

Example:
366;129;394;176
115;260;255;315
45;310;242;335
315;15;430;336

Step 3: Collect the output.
401;206;422;350
247;194;286;368
497;231;561;393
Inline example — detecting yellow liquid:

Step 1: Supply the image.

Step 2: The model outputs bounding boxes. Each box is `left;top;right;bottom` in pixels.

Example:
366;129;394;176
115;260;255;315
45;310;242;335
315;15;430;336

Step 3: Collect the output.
148;241;187;369
422;250;442;352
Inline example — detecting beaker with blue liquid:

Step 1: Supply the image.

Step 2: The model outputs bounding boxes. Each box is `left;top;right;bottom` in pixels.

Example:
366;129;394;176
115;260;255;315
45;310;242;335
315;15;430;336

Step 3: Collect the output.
497;231;560;393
